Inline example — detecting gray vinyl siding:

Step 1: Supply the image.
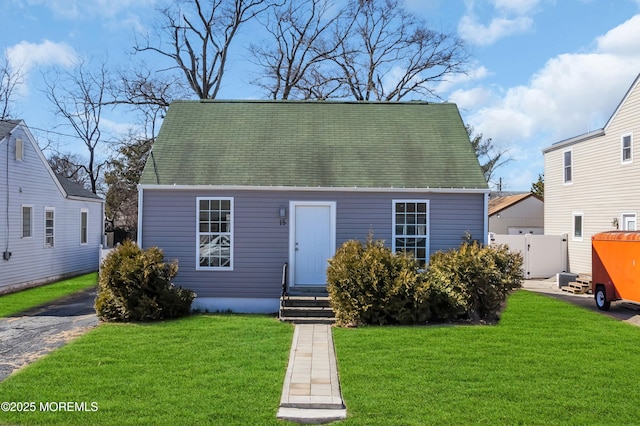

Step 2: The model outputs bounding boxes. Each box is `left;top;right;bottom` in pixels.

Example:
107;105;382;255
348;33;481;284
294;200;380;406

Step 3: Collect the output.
544;76;640;274
140;188;485;299
0;126;103;292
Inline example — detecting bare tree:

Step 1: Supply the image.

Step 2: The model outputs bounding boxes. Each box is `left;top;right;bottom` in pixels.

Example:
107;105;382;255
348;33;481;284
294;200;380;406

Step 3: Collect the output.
43;59;112;194
48;152;92;189
249;0;352;99
466;125;511;187
135;0;282;100
0;56;24;119
333;0;469;101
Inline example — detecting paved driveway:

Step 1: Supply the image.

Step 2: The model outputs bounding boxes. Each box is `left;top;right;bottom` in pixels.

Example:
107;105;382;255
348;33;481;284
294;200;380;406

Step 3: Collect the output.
522;279;640;327
0;287;99;382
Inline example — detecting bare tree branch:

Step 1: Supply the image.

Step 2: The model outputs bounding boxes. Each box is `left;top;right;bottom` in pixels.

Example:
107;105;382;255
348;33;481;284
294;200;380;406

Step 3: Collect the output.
333;0;469;101
135;0;282;100
43;58;112;194
0;56;24;119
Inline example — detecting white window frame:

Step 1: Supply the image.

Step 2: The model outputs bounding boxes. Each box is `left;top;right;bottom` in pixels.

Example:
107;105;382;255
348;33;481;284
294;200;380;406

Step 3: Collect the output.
572;212;583;241
45;207;55;248
563;149;573;184
15;139;24;161
80;209;89;245
196;197;234;271
21;205;33;238
392;200;430;267
622;133;633;164
622;212;637;231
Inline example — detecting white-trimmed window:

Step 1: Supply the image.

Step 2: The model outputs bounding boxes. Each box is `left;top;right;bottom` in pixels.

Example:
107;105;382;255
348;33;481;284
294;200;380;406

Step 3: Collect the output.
80;209;88;244
45;207;55;247
622;133;633;163
563;150;572;184
392;200;429;267
573;212;583;241
197;197;233;270
21;205;32;238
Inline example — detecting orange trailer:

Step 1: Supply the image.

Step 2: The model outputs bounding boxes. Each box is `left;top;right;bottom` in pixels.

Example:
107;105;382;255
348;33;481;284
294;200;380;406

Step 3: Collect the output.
592;231;640;310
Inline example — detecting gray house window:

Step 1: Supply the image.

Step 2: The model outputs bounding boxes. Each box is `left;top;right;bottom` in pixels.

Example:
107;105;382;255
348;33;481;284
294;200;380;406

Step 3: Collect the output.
21;206;32;238
573;212;583;241
80;209;88;244
392;200;429;267
45;207;55;247
197;197;233;270
563;150;572;183
622;134;633;163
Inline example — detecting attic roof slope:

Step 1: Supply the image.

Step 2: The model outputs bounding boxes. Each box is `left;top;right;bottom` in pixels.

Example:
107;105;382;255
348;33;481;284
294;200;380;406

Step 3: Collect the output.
140;100;488;190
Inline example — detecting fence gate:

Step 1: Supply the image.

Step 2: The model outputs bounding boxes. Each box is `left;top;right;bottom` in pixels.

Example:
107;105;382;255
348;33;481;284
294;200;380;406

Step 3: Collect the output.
488;233;568;279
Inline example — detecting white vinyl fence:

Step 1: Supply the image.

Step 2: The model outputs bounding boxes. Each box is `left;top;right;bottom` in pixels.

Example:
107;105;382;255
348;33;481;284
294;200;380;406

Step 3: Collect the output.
488;233;568;279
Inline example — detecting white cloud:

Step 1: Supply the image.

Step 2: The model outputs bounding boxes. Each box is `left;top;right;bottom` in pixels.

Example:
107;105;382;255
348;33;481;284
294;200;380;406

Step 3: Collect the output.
462;14;640;189
436;65;491;94
22;0;157;19
596;14;640;56
458;15;533;46
449;87;496;111
458;0;541;46
6;40;77;74
491;0;541;15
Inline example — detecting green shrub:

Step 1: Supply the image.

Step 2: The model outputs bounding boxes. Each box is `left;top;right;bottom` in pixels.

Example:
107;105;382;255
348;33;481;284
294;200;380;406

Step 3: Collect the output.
425;242;523;322
326;237;430;326
96;241;196;322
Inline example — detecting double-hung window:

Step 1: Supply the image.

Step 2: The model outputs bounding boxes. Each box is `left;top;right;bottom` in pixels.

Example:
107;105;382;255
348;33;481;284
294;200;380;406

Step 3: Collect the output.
197;198;233;270
563;150;572;184
21;206;32;238
622;134;633;163
45;207;55;247
393;200;429;267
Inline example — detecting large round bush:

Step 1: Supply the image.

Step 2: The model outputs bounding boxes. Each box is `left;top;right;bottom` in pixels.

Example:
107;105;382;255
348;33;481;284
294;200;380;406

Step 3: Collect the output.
96;241;196;322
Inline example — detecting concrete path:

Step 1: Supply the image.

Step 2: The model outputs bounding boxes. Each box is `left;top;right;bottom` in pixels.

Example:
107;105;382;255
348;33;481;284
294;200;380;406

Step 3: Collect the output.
0;287;99;381
522;278;640;327
277;324;346;424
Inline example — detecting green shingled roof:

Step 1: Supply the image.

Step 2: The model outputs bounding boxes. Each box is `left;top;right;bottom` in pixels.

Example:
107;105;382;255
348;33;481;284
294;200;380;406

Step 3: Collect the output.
140;100;488;189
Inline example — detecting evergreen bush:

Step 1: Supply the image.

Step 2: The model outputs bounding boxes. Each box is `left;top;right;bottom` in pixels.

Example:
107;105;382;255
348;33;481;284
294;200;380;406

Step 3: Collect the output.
326;237;429;326
425;242;523;322
96;241;196;322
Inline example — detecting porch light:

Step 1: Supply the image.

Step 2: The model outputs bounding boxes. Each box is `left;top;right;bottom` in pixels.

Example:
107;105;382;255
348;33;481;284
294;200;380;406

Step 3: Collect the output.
279;206;287;226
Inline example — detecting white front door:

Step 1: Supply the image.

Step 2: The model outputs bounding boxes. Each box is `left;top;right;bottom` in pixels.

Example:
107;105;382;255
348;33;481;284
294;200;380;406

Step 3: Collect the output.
291;202;336;286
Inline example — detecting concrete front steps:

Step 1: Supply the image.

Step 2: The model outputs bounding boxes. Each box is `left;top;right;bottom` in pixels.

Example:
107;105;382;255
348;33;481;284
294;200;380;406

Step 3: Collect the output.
279;295;336;325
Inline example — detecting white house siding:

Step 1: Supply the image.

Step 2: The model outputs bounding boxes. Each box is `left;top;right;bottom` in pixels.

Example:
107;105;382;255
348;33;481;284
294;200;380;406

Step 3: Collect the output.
544;76;640;274
0;125;103;293
139;188;486;300
489;197;544;234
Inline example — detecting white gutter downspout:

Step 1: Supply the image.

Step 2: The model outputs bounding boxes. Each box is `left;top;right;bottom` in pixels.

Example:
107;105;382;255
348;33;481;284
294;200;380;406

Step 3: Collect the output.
137;185;143;247
483;192;489;245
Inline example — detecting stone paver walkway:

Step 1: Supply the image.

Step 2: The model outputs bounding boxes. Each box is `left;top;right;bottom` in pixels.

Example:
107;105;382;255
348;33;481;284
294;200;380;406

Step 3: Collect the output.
277;324;346;424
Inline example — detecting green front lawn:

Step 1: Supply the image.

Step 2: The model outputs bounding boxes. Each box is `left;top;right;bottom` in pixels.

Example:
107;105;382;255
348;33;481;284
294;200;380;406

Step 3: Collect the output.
0;315;294;426
334;290;640;425
2;290;640;425
0;273;98;318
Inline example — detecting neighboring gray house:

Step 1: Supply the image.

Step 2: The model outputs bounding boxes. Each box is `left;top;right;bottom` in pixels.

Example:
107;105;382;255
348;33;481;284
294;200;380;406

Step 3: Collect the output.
138;100;489;313
0;120;104;293
543;73;640;274
488;193;544;235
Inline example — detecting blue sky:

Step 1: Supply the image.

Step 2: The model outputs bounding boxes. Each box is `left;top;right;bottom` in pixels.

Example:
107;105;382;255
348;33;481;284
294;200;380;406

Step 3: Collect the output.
2;0;640;191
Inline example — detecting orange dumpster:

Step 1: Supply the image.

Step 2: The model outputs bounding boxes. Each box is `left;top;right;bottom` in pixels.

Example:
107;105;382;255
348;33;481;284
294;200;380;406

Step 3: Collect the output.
592;231;640;310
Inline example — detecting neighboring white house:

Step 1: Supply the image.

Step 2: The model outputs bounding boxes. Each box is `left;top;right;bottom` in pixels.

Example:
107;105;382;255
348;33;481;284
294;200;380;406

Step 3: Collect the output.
488;192;544;235
0;120;104;293
542;73;640;274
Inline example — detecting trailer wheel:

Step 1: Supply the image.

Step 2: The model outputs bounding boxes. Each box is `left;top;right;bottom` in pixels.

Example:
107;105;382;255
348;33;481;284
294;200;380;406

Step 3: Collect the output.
595;286;610;311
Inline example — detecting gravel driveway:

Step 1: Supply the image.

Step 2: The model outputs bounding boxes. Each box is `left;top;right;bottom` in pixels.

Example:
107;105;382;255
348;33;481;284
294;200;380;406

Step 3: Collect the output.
0;287;99;382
